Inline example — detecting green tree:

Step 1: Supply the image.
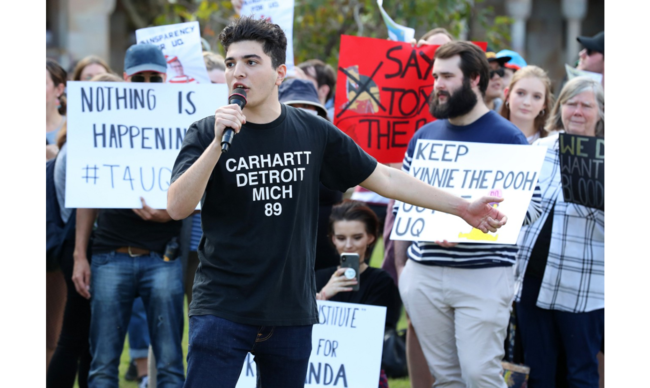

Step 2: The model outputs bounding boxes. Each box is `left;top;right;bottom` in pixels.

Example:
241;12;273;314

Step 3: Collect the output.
121;0;511;68
293;0;511;68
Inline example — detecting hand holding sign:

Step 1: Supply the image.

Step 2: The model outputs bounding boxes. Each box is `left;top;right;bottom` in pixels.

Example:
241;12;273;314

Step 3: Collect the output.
132;197;173;223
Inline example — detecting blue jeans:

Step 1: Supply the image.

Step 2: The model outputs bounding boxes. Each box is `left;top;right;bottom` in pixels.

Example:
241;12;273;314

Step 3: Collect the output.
88;251;184;388
128;297;151;359
517;276;604;388
184;314;313;388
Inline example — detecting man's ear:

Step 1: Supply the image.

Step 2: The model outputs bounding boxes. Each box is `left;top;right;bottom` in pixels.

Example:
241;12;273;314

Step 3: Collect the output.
275;64;288;86
470;74;481;89
123;72;129;81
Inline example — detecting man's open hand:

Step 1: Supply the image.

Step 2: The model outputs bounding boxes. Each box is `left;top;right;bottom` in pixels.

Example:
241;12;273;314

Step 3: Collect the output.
461;196;507;233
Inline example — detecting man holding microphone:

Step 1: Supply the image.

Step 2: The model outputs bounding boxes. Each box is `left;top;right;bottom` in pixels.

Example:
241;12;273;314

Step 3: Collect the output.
168;17;508;388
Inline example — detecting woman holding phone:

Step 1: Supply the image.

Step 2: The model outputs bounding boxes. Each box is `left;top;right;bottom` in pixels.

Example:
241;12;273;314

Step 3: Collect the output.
315;200;402;387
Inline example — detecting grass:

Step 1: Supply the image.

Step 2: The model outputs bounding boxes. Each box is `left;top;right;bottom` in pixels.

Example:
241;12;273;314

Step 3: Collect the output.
75;237;413;387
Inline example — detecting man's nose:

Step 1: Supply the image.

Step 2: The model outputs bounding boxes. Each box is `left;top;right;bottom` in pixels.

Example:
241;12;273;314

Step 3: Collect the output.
233;62;246;77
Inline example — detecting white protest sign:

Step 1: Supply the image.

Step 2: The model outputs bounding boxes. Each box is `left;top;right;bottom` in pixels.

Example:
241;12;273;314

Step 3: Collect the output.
136;21;210;84
235;301;386;388
241;0;295;73
377;0;415;42
65;81;228;209
565;64;603;84
391;140;546;244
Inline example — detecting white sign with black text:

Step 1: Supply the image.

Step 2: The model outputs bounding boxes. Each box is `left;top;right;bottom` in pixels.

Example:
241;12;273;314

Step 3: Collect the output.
65;81;227;209
136;21;211;84
240;0;295;74
235;300;386;388
391;139;546;244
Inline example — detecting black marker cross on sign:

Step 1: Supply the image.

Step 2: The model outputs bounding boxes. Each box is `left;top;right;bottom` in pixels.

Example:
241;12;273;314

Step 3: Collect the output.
336;62;386;118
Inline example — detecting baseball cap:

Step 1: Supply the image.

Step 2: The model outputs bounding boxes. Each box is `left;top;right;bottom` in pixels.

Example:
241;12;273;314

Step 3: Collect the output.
486;49;511;67
124;44;167;76
497;49;527;71
577;31;604;55
279;79;327;119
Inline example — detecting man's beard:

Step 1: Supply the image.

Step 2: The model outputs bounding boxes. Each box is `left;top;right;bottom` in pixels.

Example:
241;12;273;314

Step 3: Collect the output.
430;77;478;119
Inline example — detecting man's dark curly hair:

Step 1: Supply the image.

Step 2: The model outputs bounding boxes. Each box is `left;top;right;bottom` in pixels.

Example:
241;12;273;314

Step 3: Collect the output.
219;16;287;69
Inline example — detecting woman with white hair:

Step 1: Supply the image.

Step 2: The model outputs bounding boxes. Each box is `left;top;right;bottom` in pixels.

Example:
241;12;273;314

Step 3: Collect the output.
514;76;604;387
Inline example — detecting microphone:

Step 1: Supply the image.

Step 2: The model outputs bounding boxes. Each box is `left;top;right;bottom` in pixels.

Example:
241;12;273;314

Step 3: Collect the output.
221;88;248;153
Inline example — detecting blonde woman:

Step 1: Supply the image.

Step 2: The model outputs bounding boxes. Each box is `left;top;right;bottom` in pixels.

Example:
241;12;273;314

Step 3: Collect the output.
514;77;604;387
500;65;554;144
71;55;113;81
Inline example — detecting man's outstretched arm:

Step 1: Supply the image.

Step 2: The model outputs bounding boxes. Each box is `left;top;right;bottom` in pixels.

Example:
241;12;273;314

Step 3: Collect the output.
360;163;506;233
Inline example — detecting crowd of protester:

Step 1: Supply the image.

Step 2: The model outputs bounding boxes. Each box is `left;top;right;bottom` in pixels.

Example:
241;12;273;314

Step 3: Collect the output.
45;8;604;388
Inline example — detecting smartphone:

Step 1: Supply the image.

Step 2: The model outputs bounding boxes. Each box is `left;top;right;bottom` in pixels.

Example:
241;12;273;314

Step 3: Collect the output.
340;253;360;291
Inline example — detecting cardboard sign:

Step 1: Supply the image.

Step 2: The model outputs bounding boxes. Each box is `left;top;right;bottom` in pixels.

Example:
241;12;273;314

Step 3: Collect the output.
65;81;227;209
333;36;487;164
558;133;604;210
377;0;415;42
235;300;386;388
391;140;546;244
241;0;295;74
136;21;210;84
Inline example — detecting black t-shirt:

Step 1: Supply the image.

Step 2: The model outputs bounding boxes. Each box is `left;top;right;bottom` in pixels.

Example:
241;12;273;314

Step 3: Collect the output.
315;183;343;271
170;104;377;326
315;266;402;330
92;209;182;254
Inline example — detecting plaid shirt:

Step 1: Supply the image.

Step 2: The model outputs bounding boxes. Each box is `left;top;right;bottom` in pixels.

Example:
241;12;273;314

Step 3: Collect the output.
514;133;604;313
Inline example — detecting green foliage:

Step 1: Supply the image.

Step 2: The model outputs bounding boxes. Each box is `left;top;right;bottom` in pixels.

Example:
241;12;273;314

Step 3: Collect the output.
132;0;511;78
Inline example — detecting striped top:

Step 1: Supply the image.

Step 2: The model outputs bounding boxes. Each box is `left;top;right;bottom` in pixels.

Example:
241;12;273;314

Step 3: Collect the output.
397;112;542;268
189;213;202;252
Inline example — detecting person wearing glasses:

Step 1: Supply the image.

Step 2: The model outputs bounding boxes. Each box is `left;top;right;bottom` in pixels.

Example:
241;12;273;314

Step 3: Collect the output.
122;44;168;83
74;43;185;388
167;55;198;84
484;50;510;112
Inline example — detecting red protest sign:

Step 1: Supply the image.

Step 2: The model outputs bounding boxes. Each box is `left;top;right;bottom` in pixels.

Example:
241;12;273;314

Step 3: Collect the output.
334;36;487;164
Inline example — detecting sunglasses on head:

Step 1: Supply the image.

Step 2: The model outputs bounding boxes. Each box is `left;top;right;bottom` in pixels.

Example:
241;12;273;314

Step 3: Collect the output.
490;68;505;79
131;74;164;83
